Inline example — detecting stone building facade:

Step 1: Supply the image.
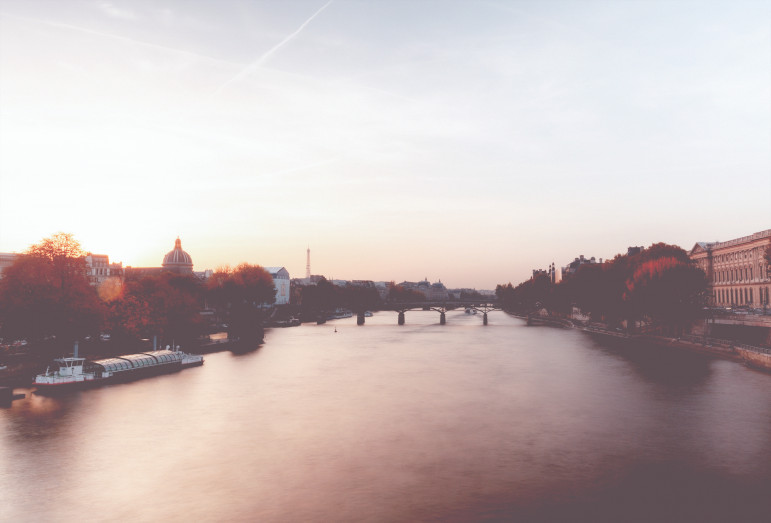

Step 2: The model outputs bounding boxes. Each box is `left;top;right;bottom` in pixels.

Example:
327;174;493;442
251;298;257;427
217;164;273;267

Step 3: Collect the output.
265;267;291;305
85;253;123;287
689;229;771;308
0;253;19;279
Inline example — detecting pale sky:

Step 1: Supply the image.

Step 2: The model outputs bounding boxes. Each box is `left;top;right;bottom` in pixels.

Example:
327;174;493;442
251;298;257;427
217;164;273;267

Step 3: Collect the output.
1;0;769;289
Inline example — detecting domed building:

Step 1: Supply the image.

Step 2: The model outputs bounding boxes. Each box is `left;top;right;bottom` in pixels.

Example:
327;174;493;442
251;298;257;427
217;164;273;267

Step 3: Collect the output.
125;237;199;280
162;237;194;274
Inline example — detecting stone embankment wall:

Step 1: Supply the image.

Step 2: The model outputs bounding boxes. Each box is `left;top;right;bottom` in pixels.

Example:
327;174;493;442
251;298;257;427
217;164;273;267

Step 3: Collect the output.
735;346;771;372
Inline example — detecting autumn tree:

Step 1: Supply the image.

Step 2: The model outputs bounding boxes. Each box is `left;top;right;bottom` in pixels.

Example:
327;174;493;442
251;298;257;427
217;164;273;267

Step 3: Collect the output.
624;256;707;334
207;264;276;341
387;282;425;302
0;233;103;352
107;272;205;346
497;242;707;331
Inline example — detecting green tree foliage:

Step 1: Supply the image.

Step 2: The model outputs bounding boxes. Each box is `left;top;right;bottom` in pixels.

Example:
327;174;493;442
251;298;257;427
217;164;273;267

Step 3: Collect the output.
107;273;205;345
207;264;276;340
0;233;103;349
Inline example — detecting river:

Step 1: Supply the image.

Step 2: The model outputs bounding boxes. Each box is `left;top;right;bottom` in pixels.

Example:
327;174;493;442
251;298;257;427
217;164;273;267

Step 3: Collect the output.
2;311;770;522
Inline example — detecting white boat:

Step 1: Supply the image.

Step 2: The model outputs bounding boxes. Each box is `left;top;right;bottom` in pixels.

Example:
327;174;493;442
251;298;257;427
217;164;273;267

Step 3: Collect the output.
180;352;204;367
327;309;353;320
34;343;204;393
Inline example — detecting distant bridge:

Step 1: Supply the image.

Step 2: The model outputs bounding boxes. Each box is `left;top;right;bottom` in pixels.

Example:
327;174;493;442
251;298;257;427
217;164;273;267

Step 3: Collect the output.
360;300;502;325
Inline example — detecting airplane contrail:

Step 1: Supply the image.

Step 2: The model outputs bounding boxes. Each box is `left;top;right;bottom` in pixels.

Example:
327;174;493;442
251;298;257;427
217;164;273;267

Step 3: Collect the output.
214;0;333;95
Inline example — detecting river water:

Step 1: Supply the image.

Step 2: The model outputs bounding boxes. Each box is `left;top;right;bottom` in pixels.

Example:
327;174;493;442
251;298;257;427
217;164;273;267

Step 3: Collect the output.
2;311;770;522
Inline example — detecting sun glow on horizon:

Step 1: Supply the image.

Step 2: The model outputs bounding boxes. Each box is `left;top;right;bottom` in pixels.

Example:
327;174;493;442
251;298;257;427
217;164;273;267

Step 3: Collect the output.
1;1;769;288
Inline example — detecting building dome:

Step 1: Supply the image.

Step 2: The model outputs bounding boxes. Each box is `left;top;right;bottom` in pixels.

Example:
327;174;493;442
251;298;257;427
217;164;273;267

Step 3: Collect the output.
162;237;193;273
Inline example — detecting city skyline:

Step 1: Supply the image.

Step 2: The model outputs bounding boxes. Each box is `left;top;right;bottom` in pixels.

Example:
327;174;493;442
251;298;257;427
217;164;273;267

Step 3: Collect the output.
1;1;769;289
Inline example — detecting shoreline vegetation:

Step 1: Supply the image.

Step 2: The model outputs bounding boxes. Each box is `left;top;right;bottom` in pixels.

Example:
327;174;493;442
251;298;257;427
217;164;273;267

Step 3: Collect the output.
2;235;770;388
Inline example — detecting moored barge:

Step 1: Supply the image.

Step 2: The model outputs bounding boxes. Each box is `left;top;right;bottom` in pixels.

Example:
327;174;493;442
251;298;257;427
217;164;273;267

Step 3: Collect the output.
34;348;203;393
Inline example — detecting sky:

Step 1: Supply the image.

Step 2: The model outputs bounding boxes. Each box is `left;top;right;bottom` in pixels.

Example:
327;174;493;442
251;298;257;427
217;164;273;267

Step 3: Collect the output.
0;0;769;289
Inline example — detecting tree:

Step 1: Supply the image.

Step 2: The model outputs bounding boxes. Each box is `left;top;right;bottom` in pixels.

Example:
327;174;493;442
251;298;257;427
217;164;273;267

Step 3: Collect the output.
0;233;103;351
387;282;425;302
495;274;554;314
107;272;205;345
295;277;339;320
624;256;707;334
497;241;708;331
340;285;381;312
207;264;276;340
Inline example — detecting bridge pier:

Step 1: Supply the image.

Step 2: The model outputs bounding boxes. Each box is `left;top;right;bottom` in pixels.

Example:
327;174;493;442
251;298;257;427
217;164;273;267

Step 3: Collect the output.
483;312;488;325
357;312;365;326
398;312;405;325
440;312;446;325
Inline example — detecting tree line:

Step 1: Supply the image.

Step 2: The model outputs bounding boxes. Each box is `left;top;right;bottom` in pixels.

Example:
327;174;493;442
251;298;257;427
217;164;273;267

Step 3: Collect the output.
0;233;277;356
0;233;494;357
496;243;709;334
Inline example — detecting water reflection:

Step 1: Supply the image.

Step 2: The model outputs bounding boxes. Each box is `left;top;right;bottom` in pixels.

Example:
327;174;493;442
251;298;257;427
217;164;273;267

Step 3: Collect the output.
4;389;82;440
2;312;770;522
583;333;715;388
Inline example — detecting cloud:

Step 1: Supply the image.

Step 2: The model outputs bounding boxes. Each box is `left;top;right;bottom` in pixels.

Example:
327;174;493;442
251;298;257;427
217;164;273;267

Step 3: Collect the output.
96;1;137;21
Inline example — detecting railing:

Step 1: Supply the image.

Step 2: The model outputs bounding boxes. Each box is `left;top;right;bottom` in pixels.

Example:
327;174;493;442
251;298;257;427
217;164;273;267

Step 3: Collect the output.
735;344;771;355
680;334;734;348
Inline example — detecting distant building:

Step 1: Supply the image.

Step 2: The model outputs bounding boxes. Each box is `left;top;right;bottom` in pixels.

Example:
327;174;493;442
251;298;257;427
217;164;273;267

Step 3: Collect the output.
627;246;644;256
350;280;376;288
561;255;599;279
194;269;213;280
399;278;448;300
265;267;290;305
292;274;325;286
0;253;19;279
533;263;557;283
162;238;194;274
689;229;771;307
126;237;195;279
374;281;390;300
84;253;123;287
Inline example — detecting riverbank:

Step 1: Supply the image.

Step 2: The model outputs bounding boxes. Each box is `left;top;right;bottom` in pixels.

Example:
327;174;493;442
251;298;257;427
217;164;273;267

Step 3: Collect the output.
511;312;771;371
0;332;257;388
